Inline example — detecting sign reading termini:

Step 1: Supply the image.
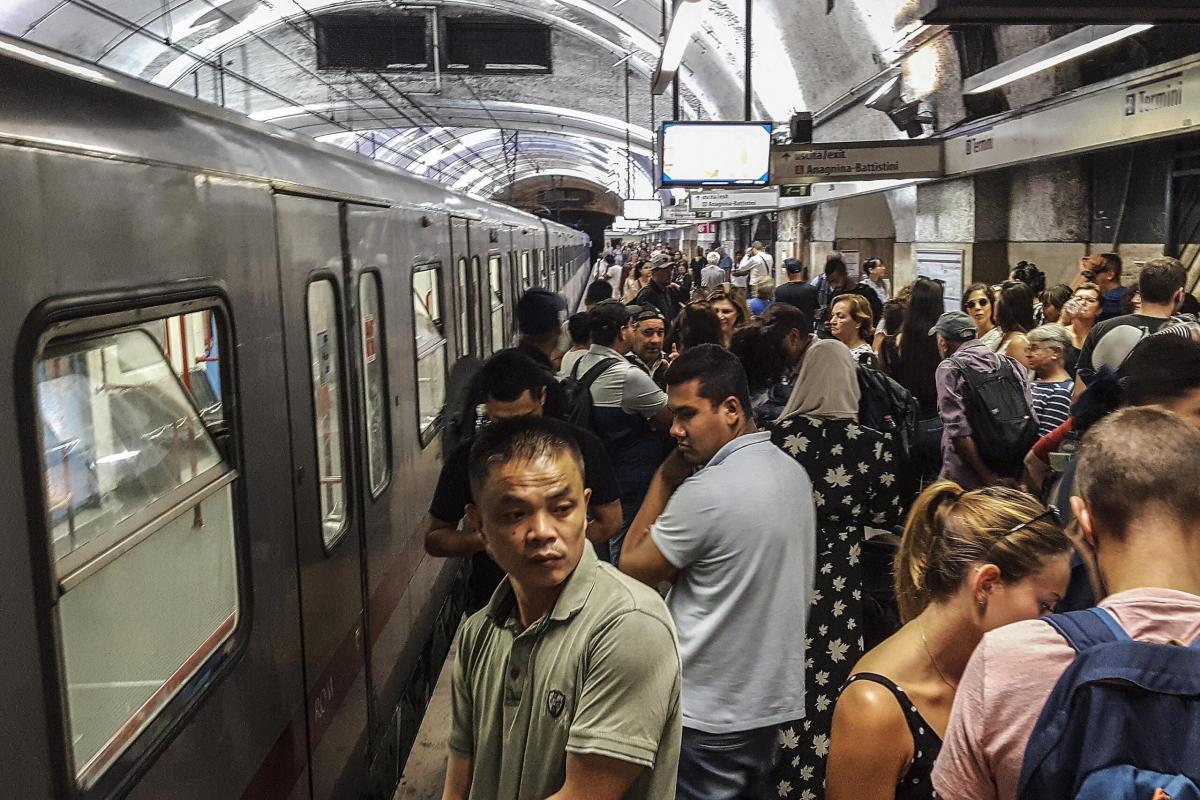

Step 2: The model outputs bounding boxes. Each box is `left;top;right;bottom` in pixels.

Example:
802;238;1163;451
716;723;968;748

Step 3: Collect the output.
770;140;944;184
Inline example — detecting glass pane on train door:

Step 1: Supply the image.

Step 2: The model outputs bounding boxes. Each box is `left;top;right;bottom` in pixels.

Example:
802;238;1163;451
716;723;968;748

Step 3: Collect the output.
358;273;390;496
471;256;485;353
488;255;504;353
307;280;349;546
456;257;469;357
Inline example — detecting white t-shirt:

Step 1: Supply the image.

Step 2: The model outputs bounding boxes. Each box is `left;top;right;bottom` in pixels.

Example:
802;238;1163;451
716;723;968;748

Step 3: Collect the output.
606;264;623;296
733;252;768;289
652;432;815;733
558;348;588;379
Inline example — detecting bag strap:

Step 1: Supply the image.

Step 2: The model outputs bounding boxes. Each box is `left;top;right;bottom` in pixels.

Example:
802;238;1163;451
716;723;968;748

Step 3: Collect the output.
576;357;621;392
1043;607;1130;653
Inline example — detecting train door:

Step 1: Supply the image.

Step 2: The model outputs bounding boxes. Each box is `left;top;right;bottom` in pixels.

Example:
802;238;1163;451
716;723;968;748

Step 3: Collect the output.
274;194;371;799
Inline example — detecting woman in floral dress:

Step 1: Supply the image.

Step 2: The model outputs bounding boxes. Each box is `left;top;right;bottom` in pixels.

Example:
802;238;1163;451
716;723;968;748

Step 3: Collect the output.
769;339;905;799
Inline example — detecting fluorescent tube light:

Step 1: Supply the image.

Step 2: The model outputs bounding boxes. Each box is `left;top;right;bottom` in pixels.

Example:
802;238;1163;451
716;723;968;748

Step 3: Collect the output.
964;24;1153;95
653;0;704;95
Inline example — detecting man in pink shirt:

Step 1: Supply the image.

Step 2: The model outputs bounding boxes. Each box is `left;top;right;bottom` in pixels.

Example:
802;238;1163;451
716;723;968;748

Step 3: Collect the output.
932;405;1200;799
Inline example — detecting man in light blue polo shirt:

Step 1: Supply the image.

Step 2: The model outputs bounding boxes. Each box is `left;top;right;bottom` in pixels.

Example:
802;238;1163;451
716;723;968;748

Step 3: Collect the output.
619;344;816;800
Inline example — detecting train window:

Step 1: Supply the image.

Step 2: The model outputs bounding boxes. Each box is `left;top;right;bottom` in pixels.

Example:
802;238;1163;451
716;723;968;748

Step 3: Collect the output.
413;264;447;446
306;280;349;546
34;308;240;789
456;257;470;357
520;251;531;289
358;272;391;497
471;256;485;353
488;255;505;352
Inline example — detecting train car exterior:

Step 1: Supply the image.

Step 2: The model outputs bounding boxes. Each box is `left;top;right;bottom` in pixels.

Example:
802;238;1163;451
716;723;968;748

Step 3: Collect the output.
0;35;589;800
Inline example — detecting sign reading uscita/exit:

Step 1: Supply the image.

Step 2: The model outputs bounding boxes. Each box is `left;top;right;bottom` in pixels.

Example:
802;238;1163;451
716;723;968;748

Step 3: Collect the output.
770;140;944;184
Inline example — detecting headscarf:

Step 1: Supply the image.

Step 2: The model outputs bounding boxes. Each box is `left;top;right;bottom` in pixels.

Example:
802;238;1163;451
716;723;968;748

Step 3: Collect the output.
778;338;861;423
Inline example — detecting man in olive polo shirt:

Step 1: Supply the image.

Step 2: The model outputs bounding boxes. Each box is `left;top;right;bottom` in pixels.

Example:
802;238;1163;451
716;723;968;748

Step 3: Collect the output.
443;416;682;800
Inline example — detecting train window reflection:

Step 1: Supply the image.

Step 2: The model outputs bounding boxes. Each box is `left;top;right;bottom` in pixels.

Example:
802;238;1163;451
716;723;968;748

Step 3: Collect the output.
35;315;239;789
306;280;349;546
140;311;224;428
413;264;447;446
488;255;505;353
358;273;390;497
521;250;531;289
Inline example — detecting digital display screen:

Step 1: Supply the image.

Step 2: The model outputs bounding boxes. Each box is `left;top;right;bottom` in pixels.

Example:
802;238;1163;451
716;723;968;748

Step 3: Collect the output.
919;0;1199;22
623;199;664;221
659;122;772;187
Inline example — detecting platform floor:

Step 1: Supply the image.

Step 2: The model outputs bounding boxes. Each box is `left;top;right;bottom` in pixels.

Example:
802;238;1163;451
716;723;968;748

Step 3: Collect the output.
394;629;457;800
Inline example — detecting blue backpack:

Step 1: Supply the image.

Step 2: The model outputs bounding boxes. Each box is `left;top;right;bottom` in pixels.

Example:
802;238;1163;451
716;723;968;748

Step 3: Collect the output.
1019;607;1200;800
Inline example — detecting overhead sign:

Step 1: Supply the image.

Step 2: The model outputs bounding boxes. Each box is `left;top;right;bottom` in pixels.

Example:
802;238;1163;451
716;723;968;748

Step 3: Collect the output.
689;187;779;211
944;59;1200;176
780;184;813;198
919;0;1200;23
770;140;944;184
623;198;663;221
664;205;699;222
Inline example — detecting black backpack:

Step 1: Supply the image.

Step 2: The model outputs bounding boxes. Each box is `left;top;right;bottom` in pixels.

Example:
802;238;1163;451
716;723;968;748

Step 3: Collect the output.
856;364;919;463
565;357;622;429
954;356;1039;478
441;355;485;455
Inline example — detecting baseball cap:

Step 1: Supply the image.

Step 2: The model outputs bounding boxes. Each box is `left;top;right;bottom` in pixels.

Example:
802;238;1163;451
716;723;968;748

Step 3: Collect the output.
633;305;664;322
588;300;641;335
928;311;977;341
516;288;568;335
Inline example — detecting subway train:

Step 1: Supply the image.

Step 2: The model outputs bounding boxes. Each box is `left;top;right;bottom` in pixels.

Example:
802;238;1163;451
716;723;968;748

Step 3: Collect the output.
0;35;590;800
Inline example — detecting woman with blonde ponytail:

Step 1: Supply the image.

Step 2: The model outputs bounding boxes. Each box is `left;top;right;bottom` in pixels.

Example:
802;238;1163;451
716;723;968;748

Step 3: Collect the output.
824;481;1072;800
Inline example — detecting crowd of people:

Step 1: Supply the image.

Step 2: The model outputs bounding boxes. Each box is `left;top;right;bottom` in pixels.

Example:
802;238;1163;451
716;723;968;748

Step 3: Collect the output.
426;239;1200;800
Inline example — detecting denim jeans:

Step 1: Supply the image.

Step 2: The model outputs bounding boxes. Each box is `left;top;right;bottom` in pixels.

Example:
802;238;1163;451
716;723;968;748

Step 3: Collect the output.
676;726;779;800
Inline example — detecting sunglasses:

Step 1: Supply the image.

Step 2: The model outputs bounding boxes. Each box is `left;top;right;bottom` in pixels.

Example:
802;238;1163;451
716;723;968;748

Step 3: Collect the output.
1006;505;1061;536
965;298;991;309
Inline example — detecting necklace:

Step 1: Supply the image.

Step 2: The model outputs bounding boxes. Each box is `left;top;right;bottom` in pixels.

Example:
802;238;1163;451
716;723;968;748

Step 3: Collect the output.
918;618;957;692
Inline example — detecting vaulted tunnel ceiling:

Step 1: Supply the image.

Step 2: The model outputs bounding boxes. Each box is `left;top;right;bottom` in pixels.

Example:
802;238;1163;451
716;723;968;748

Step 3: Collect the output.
1;0;931;209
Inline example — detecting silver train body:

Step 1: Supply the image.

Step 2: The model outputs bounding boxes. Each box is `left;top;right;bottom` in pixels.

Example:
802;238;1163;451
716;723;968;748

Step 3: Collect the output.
0;35;589;799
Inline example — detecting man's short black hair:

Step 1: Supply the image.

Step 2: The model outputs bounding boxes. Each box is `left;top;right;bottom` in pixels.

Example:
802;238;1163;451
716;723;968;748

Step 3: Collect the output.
825;258;848;278
1137;257;1187;305
1121;335;1200;407
467;415;585;498
480;350;548;402
585;280;614;306
566;312;590;346
1097;252;1123;280
664;343;752;417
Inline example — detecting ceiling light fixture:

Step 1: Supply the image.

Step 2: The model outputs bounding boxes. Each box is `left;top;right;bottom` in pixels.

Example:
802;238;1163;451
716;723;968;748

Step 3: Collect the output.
964;24;1153;95
652;0;703;95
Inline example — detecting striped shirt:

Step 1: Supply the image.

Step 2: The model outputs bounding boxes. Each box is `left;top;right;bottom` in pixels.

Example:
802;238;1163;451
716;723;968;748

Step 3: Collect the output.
1031;379;1073;437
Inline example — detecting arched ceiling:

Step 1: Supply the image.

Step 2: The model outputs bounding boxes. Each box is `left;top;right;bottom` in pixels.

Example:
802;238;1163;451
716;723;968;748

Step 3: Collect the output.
0;0;930;204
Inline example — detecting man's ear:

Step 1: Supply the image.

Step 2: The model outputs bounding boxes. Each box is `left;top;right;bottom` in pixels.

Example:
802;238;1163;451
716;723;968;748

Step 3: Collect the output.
1070;496;1095;548
723;396;742;423
465;504;486;544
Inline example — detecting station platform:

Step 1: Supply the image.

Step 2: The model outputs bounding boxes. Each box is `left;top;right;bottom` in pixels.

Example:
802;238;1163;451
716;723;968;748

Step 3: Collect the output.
394;631;458;800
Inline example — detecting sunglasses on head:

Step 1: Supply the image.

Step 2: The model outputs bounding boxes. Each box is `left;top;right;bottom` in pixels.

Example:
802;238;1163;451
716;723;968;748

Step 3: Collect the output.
1007;505;1061;536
